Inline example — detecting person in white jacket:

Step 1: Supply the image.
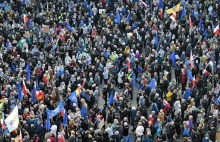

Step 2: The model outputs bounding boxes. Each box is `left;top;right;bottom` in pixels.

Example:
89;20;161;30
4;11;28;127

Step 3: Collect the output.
117;69;124;88
135;122;144;138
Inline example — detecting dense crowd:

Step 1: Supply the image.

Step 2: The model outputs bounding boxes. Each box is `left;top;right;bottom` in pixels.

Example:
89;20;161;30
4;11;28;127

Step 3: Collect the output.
0;0;219;142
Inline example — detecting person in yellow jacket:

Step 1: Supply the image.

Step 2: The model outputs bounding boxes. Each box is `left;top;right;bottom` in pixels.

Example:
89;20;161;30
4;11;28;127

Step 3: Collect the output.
166;91;173;103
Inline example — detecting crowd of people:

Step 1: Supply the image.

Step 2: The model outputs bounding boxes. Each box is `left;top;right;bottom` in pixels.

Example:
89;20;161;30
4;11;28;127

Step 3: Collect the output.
0;0;219;142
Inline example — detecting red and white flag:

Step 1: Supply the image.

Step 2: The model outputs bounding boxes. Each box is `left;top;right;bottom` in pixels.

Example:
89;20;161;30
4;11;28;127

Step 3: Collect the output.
170;12;176;22
23;14;28;28
22;80;28;96
189;17;193;28
213;25;219;36
140;0;148;8
202;69;209;76
190;50;194;69
192;76;196;88
159;9;163;19
127;58;131;70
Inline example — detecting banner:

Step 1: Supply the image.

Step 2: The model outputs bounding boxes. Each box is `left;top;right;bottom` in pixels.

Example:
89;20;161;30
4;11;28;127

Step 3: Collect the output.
4;105;19;132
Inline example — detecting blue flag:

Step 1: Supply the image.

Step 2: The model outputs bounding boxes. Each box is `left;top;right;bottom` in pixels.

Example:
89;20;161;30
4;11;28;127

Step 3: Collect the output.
63;110;68;127
154;33;159;49
170;52;176;68
187;69;193;80
46;111;51;131
107;91;114;105
89;6;94;17
66;24;75;33
183;89;191;100
114;11;121;24
202;29;208;41
126;13;131;23
215;96;220;105
149;79;156;90
198;19;203;33
31;85;37;104
158;0;164;9
48;101;65;119
180;8;186;21
25;64;31;82
80;108;88;121
69;91;78;105
132;72;136;88
81;90;90;101
17;81;22;100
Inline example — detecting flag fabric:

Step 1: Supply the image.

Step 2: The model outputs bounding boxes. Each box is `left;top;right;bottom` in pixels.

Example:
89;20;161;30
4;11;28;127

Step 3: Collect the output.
47;101;65;119
190;49;194;69
159;9;163;19
98;118;104;129
89;6;94;17
23;14;28;28
31;84;37;104
132;71;136;88
213;24;220;36
170;52;176;68
149;79;156;90
76;88;81;95
198;19;203;33
180;8;186;21
17;81;22;100
154;33;159;49
45;111;51;131
108;91;114;105
183;89;191;100
69;91;78;105
187;69;193;81
25;64;31;82
114;11;121;24
63;109;68;127
0;119;5;130
126;13;131;23
127;58;131;70
80;108;87;121
166;3;181;14
202;69;209;76
140;0;148;8
66;24;75;33
207;60;214;73
170;12;176;22
22;80;28;96
214;96;220;105
4;105;19;132
189;17;193;28
202;29;208;41
158;0;164;9
81;90;90;101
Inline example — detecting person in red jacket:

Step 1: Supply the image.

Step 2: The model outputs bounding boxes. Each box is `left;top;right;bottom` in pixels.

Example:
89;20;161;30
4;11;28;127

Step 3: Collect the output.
181;71;187;91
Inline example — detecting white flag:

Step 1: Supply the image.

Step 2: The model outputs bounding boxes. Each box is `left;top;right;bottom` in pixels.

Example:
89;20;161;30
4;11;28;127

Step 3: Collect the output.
98;118;104;129
4;105;19;132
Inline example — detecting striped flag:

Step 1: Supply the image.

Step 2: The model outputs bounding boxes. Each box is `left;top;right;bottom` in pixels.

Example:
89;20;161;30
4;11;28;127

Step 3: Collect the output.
170;12;176;22
213;25;219;36
189;17;193;28
140;0;147;8
190;49;194;69
23;14;28;28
